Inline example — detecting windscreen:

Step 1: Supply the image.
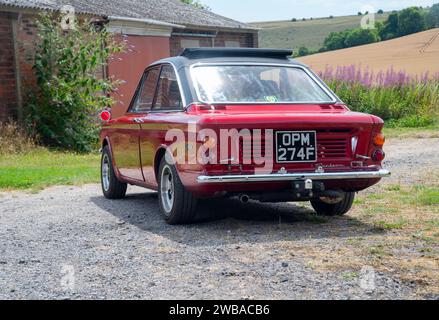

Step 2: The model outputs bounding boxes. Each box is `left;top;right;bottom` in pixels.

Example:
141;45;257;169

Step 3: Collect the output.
191;65;334;104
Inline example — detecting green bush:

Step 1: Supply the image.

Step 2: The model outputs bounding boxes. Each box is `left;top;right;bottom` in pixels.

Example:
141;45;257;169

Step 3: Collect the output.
344;28;380;47
323;31;350;50
379;6;433;40
326;81;439;127
322;28;379;51
28;14;124;152
397;7;426;36
297;46;311;57
426;3;439;28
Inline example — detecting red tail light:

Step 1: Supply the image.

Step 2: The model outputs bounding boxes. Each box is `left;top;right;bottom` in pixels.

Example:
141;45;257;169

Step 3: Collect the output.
372;149;385;161
100;110;111;122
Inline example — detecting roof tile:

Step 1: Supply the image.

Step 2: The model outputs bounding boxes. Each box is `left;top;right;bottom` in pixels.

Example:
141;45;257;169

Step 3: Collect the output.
0;0;257;30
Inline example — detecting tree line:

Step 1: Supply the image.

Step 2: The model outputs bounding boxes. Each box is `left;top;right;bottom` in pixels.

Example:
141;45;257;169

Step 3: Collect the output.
295;4;439;57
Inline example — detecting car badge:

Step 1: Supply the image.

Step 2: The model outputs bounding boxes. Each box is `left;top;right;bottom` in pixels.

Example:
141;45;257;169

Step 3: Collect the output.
315;165;325;173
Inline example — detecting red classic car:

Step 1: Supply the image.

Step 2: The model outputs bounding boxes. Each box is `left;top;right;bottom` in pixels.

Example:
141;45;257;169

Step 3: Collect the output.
100;48;390;224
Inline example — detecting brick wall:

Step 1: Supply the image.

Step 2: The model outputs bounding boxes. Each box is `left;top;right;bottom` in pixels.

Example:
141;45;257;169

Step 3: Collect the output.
170;29;258;56
0;11;259;122
0;12;17;122
0;12;38;122
214;31;258;48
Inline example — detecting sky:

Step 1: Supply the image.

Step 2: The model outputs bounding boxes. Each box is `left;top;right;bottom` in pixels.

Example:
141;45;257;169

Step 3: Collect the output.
201;0;437;22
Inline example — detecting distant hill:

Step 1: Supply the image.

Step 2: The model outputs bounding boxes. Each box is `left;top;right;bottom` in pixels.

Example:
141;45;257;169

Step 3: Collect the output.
298;28;439;76
250;13;390;51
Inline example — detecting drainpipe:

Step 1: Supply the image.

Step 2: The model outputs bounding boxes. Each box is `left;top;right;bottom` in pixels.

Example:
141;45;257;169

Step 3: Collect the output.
94;18;109;83
211;31;218;47
11;13;23;121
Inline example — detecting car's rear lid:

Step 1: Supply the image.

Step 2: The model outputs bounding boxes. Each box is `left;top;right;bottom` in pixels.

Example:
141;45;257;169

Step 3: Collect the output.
188;104;379;174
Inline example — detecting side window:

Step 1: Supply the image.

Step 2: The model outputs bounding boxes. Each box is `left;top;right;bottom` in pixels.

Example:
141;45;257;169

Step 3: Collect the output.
153;65;183;111
132;67;160;113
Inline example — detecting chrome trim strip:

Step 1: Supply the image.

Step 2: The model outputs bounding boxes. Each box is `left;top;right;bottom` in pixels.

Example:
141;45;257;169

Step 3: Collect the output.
189;62;339;105
166;61;188;109
139;60;189;114
197;169;391;184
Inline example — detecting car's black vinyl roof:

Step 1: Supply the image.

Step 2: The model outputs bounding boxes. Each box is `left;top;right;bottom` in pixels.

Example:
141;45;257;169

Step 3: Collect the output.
181;48;294;59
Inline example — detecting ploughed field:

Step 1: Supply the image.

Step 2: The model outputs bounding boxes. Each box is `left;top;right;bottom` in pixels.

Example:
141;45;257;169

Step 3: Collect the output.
0;136;438;299
298;28;439;77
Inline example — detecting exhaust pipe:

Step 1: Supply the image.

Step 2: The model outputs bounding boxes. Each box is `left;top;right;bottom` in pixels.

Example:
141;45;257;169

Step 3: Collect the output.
239;194;250;204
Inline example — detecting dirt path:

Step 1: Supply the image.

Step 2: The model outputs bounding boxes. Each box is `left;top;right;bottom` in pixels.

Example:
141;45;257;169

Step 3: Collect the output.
0;138;438;300
383;138;439;184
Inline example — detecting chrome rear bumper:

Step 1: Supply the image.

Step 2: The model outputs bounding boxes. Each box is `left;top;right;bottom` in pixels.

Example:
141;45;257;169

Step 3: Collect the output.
197;169;391;184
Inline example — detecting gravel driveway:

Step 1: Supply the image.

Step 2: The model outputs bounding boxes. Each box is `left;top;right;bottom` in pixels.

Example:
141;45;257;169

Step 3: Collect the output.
1;138;438;300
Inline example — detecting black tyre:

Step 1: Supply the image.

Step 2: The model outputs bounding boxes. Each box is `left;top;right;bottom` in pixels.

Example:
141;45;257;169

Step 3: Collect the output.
311;192;355;216
101;145;127;199
158;157;198;224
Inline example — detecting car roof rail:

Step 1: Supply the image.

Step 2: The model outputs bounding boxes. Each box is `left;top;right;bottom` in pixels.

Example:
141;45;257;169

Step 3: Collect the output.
180;48;294;60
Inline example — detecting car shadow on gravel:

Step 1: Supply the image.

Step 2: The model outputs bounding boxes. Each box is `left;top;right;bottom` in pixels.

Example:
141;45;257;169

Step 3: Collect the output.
90;190;379;246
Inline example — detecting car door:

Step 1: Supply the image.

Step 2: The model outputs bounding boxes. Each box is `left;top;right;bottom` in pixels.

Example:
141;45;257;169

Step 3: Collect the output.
110;66;161;181
140;64;185;188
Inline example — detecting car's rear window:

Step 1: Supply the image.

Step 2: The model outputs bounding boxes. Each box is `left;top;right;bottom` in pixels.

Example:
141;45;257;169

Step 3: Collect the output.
191;65;335;104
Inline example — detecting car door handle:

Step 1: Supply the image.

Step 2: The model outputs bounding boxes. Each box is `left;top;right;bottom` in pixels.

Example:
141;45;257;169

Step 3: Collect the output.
133;118;145;124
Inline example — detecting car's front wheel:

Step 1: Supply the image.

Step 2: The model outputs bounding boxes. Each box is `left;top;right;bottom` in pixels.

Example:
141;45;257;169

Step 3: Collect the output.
158;157;197;224
101;145;127;199
310;191;355;216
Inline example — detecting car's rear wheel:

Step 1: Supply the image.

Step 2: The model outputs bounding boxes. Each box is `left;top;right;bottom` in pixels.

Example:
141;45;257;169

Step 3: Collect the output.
101;145;127;199
158;157;197;224
310;191;355;216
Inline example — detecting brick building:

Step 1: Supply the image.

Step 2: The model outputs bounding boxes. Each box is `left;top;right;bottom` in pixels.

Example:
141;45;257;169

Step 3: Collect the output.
0;0;258;120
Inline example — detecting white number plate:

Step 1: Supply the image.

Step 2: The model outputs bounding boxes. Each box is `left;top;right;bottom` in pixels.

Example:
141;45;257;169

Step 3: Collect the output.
276;131;317;163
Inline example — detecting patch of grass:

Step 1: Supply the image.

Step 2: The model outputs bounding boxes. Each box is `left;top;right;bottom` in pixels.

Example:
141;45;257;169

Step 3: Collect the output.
340;271;358;281
386;184;401;192
426;220;439;228
367;193;386;201
373;219;408;231
392;185;439;207
0;149;100;190
357;179;439;236
383;126;439;139
412;186;439;206
303;213;329;224
366;182;439;208
386;115;438;129
290;172;439;294
418;247;433;253
368;245;389;257
363;206;399;218
0;121;37;154
412;232;439;244
346;237;364;245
